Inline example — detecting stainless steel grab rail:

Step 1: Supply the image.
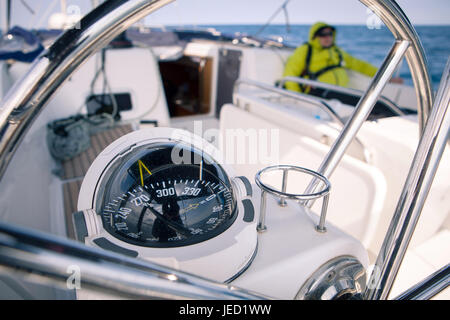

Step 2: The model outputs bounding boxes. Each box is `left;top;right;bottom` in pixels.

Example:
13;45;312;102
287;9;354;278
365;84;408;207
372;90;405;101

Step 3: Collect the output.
233;78;371;163
0;222;270;300
234;78;346;126
277;76;406;116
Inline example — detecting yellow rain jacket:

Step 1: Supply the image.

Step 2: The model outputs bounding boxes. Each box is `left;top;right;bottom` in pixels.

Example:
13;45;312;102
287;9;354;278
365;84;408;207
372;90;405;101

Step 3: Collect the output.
283;22;378;92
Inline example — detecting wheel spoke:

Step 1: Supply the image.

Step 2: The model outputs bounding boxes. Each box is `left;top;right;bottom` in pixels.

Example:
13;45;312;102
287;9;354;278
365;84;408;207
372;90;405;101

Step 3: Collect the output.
304;40;410;208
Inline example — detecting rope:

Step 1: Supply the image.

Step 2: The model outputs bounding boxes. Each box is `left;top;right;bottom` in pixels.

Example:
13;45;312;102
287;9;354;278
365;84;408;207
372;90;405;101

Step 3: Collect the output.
46;113;114;161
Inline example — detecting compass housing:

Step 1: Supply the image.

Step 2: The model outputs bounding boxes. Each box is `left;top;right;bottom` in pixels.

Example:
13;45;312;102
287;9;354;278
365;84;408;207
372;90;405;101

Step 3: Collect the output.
77;128;258;282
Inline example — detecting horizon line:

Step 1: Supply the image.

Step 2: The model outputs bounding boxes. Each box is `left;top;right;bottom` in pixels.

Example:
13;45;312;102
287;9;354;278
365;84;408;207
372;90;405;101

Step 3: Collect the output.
150;22;450;27
149;22;450;27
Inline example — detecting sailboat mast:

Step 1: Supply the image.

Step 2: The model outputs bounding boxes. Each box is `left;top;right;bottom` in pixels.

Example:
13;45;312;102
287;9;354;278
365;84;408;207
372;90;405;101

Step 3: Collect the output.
1;0;11;33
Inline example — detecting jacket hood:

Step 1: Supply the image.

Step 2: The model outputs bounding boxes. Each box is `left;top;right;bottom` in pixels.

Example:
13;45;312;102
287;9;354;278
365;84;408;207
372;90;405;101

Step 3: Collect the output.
308;22;336;49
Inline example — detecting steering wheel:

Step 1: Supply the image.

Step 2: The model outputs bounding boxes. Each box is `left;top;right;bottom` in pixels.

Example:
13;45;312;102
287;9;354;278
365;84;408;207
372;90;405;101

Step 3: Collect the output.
0;0;436;300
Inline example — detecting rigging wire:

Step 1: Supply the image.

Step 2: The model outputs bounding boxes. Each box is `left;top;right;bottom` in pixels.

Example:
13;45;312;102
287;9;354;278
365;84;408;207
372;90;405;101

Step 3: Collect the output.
19;0;35;15
88;48;119;119
76;42;162;125
283;2;291;33
254;0;292;38
27;2;44;30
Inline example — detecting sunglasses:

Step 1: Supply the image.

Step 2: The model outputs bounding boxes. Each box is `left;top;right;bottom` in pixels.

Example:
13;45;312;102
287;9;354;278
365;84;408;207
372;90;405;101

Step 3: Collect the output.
317;31;333;37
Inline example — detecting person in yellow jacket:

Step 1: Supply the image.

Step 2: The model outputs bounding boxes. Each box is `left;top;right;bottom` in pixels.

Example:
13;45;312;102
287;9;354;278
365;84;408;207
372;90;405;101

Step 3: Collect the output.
283;22;402;94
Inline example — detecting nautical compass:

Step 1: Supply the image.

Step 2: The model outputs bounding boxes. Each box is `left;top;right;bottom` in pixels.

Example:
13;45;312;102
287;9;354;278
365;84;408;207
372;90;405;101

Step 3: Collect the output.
97;141;237;248
76;128;257;282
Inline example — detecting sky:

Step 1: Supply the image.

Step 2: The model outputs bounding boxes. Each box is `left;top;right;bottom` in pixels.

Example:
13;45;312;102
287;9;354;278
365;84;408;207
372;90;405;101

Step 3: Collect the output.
3;0;450;29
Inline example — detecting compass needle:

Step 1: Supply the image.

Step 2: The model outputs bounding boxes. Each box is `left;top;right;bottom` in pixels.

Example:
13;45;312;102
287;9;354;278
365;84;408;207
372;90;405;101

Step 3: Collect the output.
138;160;152;187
